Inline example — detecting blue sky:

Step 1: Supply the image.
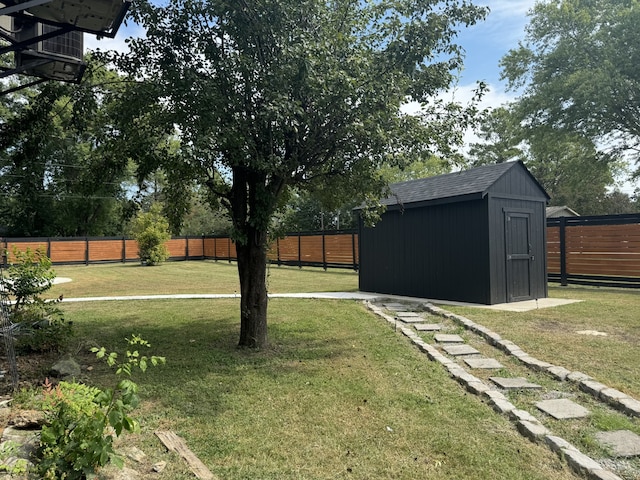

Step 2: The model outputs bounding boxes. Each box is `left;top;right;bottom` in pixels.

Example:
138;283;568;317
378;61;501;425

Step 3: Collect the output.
451;0;537;109
87;0;537;111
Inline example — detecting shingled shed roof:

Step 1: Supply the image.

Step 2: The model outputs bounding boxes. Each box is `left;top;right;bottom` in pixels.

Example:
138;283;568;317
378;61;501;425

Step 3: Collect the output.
380;160;549;209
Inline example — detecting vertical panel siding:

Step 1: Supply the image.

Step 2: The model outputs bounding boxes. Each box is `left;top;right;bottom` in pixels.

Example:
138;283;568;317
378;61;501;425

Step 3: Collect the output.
359;200;491;303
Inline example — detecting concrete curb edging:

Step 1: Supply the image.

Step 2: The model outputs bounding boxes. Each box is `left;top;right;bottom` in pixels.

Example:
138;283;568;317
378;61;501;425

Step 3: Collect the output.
365;301;625;480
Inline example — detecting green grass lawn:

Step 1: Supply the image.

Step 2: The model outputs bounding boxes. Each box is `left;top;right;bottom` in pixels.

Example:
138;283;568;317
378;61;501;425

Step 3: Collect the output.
49;261;359;298
63;299;576;480
447;284;640;399
32;263;640;478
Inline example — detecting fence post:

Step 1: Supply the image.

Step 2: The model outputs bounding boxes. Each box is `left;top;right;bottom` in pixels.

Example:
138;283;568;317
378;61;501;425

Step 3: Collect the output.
228;238;231;263
47;238;51;259
298;233;302;268
322;231;327;270
277;238;281;266
202;235;205;259
85;237;89;265
559;217;567;286
185;236;189;260
352;232;357;271
122;236;126;263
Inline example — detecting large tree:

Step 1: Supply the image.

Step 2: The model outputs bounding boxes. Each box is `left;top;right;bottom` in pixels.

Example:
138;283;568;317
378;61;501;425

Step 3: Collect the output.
112;0;488;348
500;0;640;174
468;106;623;215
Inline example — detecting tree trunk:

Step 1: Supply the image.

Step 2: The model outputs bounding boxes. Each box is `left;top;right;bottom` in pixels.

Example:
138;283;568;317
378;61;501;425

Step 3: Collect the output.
236;228;269;348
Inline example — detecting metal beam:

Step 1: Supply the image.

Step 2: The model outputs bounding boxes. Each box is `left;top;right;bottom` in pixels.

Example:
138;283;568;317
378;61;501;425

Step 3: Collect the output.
0;76;47;95
0;0;55;16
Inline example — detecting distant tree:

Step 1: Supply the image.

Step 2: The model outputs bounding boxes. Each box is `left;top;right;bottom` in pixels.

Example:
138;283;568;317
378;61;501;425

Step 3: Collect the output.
469;107;620;216
112;0;488;347
131;203;171;266
180;191;233;236
598;190;640;215
277;191;357;233
0;62;139;236
500;0;640;178
378;156;451;184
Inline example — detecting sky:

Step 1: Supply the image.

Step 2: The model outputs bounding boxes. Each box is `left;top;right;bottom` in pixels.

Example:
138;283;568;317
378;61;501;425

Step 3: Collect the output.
447;0;537;110
86;0;537;113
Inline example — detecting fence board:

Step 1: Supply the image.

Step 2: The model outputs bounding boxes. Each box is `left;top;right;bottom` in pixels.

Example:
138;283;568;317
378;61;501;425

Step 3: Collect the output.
186;237;205;258
50;241;86;263
89;240;123;262
5;241;49;262
547;214;640;287
0;232;345;271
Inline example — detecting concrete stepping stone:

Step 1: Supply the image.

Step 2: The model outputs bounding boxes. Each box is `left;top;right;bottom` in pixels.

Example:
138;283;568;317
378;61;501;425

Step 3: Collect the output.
464;357;504;369
398;316;426;324
595;430;640;457
414;323;442;332
441;344;479;356
434;334;464;343
535;398;590;419
395;311;421;318
383;303;408;310
490;377;542;390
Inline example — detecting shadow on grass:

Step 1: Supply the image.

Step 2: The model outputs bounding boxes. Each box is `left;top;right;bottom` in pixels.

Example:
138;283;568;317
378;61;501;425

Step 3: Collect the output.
70;298;371;421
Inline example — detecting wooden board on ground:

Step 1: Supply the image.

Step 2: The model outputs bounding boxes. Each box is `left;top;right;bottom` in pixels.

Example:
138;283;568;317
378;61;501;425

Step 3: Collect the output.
155;430;215;480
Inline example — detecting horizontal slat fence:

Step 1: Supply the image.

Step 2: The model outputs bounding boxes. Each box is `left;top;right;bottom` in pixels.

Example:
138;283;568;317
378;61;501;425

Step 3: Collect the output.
547;213;640;288
3;216;640;287
0;231;359;270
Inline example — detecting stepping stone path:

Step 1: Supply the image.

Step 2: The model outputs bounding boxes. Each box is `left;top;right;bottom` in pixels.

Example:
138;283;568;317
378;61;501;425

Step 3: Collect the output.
441;344;479;356
414;323;442;332
490;377;542;390
434;334;464;343
536;398;590;420
464;357;504;369
367;300;639;480
595;430;640;457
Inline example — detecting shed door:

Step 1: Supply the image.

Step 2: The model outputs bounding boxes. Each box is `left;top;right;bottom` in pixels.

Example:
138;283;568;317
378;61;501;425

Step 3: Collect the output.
505;210;534;302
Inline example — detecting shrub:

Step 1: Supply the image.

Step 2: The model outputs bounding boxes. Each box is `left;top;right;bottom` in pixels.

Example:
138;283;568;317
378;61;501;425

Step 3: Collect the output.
12;300;73;353
1;247;73;353
35;335;165;479
3;246;55;311
131;204;171;266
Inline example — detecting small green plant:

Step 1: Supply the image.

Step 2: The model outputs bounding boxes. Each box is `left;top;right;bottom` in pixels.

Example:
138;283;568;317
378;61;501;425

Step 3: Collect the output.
3;246;55;311
35;335;165;479
131;203;171;266
2;246;73;353
0;441;29;475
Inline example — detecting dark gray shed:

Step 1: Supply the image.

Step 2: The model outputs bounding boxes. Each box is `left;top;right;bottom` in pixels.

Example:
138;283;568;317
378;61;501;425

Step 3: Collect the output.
358;161;550;304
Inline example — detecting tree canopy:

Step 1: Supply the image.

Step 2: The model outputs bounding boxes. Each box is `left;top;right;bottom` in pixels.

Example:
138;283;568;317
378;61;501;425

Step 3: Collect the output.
467;106;633;215
0;63;139;236
500;0;640;174
110;0;488;347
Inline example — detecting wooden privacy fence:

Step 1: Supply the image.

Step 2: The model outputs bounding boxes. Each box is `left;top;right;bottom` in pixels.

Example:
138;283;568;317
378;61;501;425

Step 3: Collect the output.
547;213;640;288
4;215;640;288
1;231;360;270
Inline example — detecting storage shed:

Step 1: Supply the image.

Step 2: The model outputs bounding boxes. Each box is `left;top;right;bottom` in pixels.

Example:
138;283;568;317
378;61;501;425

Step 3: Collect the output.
358;161;550;304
